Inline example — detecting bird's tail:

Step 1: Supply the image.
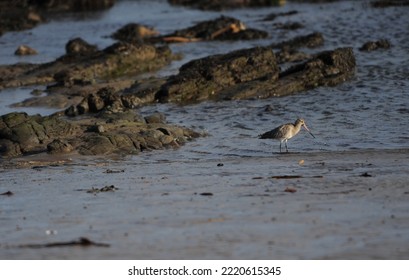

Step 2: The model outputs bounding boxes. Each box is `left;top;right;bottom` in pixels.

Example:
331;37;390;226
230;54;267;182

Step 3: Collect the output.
258;131;270;139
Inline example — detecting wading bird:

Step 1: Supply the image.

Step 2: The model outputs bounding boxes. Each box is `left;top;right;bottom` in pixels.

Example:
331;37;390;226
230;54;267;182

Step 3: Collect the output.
259;118;315;153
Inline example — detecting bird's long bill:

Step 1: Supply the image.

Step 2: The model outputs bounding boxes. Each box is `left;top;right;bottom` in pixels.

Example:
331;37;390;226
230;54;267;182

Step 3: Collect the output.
303;124;316;138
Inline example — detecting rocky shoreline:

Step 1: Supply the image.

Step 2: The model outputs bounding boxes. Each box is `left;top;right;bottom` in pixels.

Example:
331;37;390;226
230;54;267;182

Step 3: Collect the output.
0;0;115;36
1;0;408;262
0;0;393;160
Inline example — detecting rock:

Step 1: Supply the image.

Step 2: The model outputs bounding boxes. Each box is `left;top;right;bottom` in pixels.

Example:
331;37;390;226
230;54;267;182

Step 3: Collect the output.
31;89;43;96
262;10;298;21
111;23;159;43
271;32;324;49
273;22;304;30
168;0;286;10
277;47;356;88
0;1;115;36
371;0;409;8
27;11;42;23
0;112;76;157
33;0;116;12
157;16;268;42
276;47;311;64
65;87;131;116
290;0;343;2
121;78;168;108
65;38;98;55
263;105;274;112
1;39;174;90
47;139;73;154
155;46;279;103
0;110;202;158
0;139;21;158
14;45;38;56
86;124;105;133
0;4;43;35
145;113;166;124
150;46;355;103
159;134;174;145
359;39;391;51
79;135;117;155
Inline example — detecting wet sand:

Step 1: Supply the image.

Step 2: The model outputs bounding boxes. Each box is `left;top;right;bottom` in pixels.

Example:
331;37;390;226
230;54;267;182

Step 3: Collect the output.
1;148;408;259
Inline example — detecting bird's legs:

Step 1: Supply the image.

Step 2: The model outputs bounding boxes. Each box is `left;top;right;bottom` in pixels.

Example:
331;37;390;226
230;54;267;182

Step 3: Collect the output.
278;140;289;153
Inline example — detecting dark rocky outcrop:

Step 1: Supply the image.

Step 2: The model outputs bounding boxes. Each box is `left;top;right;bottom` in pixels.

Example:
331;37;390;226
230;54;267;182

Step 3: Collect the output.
0;38;174;90
273;22;304;30
47;139;74;154
168;0;285;10
33;0;116;12
64;87;136;117
0;110;202;158
65;38;98;55
359;39;391;51
262;10;298;21
371;0;409;7
155;46;279;103
271;32;324;50
0;0;115;36
0;112;77;157
275;47;311;64
159;16;268;42
4;31;351;113
112;16;268;44
0;2;43;36
269;33;324;64
111;23;159;44
150;47;355;103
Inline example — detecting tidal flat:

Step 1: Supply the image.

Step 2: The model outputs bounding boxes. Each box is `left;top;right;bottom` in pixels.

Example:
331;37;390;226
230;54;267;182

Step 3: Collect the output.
1;0;409;259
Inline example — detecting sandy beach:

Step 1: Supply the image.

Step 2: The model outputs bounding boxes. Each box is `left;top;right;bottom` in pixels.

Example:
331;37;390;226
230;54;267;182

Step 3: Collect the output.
1;148;408;259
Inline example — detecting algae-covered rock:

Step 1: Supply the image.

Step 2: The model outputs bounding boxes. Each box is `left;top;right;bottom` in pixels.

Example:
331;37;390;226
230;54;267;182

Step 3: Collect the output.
252;47;356;99
0;112;76;157
168;0;286;10
150;46;355;103
47;139;74;154
111;23;159;44
359;39;391;51
158;16;268;42
0;0;115;36
0;38;174;90
65;37;98;55
0;110;202;158
112;16;268;44
155;46;279;103
65;87;135;117
271;32;324;50
371;0;409;8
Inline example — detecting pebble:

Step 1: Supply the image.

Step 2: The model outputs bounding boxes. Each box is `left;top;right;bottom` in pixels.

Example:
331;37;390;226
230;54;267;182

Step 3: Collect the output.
14;45;38;56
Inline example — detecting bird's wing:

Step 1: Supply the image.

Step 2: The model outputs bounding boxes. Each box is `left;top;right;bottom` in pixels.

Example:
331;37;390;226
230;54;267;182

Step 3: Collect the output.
259;126;280;139
261;124;293;138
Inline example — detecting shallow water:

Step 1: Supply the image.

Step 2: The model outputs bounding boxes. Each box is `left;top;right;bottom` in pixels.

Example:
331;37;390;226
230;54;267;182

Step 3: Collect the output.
1;0;409;259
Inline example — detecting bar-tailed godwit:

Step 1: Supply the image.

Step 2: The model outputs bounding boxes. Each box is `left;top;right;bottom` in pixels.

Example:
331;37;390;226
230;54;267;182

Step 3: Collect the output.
259;118;315;153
